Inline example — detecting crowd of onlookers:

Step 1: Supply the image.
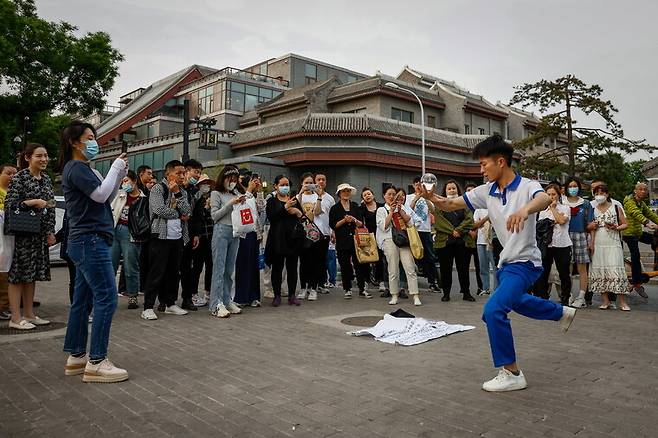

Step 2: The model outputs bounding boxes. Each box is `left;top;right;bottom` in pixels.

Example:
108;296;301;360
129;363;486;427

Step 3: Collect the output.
0;122;655;382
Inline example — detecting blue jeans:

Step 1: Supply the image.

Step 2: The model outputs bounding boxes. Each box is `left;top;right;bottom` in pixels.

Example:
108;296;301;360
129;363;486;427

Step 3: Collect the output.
63;233;117;361
326;249;337;284
482;262;563;367
110;224;141;296
477;244;494;291
210;224;240;310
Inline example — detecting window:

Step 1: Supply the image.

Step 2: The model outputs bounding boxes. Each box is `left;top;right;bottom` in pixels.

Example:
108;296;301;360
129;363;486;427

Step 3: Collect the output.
259;63;268;76
392;107;414;123
198;86;214;115
347;74;358;83
464;124;471;134
305;63;317;84
427;115;436;128
147;123;156;138
478;128;486;135
343;108;367;114
225;81;279;113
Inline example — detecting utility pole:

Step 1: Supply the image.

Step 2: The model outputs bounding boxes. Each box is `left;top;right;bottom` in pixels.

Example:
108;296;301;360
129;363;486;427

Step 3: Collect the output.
182;99;190;162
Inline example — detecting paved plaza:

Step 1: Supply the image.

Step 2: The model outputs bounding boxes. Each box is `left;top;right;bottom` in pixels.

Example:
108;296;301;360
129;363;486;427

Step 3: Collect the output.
1;267;657;438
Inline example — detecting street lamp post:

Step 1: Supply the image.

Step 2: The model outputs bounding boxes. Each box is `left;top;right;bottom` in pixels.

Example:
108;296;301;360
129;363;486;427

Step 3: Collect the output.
385;82;425;175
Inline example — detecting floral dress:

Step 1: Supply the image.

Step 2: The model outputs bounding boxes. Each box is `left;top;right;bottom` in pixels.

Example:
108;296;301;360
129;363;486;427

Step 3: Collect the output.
5;169;56;284
589;204;628;295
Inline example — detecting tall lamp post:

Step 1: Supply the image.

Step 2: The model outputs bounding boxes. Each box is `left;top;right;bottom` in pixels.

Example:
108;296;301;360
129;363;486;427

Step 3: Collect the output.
385;82;425;175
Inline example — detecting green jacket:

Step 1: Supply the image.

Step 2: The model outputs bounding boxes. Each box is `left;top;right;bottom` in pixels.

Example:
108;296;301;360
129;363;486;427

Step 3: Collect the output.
622;195;658;237
433;209;475;249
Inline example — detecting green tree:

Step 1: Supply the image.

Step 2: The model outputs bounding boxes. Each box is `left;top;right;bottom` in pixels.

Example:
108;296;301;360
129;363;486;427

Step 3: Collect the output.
509;75;654;176
581;152;646;200
0;0;123;163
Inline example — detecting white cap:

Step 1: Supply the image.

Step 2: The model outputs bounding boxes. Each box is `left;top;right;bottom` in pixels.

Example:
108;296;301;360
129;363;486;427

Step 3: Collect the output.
336;183;357;196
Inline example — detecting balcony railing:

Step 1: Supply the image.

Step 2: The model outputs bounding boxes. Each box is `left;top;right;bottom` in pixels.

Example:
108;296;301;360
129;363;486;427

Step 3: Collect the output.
182;67;290;93
102;128;235;153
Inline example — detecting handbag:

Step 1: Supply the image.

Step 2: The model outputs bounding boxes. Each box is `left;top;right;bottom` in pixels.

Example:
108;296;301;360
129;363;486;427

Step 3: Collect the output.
231;198;257;237
354;227;379;264
390;210;410;247
4;206;42;235
128;197;151;241
407;225;424;260
298;197;322;246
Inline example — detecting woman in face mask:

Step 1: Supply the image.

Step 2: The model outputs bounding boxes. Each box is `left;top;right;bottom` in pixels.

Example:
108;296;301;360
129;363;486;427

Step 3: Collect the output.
564;177;592;308
433;180;476;302
189;175;214;308
208;165;246;318
588;184;629;310
109;170;146;309
265;175;303;306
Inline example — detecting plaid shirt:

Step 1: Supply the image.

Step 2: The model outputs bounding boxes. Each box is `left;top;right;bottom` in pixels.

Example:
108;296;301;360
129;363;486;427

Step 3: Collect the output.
149;180;192;245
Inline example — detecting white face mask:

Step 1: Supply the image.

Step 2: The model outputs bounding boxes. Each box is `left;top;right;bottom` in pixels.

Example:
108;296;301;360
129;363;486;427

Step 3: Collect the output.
198;185;211;195
225;181;237;191
595;195;607;203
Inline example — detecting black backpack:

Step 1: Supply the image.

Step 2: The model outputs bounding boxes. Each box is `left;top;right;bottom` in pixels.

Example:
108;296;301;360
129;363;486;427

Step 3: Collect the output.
128;196;151;241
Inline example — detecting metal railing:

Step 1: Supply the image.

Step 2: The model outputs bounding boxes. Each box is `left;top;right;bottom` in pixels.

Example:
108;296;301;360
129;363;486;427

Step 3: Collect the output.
184;67;290;91
102;128;235;153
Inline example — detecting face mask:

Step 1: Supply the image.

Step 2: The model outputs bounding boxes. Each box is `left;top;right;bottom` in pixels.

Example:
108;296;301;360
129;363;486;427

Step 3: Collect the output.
121;183;133;192
447;194;458;199
595;195;606;203
188;177;198;185
225;181;237;191
278;185;290;195
198;185;211;195
82;139;99;160
567;187;579;197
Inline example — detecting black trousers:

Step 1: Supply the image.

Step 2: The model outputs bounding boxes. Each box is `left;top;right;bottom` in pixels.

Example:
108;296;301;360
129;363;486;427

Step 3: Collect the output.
139;239;150;291
300;237;329;290
337;246;369;292
271;254;298;297
465;246;483;290
144;238;183;309
419;231;440;285
191;235;213;293
438;243;470;295
533;246;572;304
179;240;195;301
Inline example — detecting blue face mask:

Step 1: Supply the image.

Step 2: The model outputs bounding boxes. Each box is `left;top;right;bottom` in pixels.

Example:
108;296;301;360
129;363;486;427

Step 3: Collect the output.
188;177;198;185
122;183;133;192
567;187;579;197
278;185;290;195
82;139;99;160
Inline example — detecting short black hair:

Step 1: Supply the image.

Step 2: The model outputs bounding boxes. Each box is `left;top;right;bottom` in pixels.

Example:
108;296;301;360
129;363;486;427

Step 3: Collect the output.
183;159;203;170
126;170;137;181
165;160;184;173
465;182;477;190
137;165;152;176
472;134;513;166
412;175;422;184
566;176;582;192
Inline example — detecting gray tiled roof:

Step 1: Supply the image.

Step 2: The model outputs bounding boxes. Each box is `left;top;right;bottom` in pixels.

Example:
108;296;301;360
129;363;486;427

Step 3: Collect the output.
257;77;337;112
328;74;443;105
232;113;486;149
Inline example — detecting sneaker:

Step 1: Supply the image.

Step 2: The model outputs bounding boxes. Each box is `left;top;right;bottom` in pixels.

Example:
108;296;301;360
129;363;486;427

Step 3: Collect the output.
141;309;158;320
263;290;275;299
476;288;484;296
0;310;10;320
429;283;441;294
8;319;36;330
297;289;307;300
344;290;353;299
571;297;586;308
288;296;301;306
308;289;318;301
165;305;188;315
560;306;576;332
250;300;261;307
634;285;649;298
324;282;336;289
212;304;230;318
82;359;129;383
413;295;422;306
482;369;527;392
127;297;138;309
24;315;50;326
157;303;166;312
481;290;491;296
568;295;575;306
192;294;207;307
359;290;373;299
227;302;242;314
388;295;399;305
318;287;330;294
181;300;198;311
65;354;88;376
272;296;281;307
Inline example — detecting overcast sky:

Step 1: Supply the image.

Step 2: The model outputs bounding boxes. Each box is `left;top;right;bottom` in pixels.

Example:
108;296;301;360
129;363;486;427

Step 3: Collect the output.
37;0;658;160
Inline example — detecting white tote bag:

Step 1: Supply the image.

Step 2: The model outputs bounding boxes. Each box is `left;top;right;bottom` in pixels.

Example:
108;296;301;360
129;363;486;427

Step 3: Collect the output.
231;198;257;237
0;211;15;272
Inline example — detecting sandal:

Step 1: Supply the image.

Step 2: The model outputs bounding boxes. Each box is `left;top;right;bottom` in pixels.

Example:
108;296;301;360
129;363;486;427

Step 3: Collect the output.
599;304;610;310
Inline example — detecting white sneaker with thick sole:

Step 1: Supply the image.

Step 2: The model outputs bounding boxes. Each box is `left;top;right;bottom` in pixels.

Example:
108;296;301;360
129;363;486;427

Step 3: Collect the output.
560;306;576;332
25;316;50;326
9;319;36;330
82;359;129;383
65;354;88;376
212;304;230;318
227;302;242;314
413;295;422;306
343;290;352;299
297;289;307;300
192;294;207;307
250;300;261;307
482;368;527;392
571;297;586;309
308;290;318;301
141;309;158;320
165;305;188;315
388;295;399;305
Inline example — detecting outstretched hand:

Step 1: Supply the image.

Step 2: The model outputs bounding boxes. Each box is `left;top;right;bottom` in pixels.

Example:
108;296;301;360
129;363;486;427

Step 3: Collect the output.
507;208;528;233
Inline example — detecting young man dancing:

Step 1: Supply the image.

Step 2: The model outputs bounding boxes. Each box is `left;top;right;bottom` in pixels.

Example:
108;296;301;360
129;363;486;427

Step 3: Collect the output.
424;135;576;391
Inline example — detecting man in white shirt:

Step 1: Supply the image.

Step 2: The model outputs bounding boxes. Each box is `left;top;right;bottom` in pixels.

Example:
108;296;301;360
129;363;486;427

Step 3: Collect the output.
407;176;440;292
423;134;576;392
314;173;336;293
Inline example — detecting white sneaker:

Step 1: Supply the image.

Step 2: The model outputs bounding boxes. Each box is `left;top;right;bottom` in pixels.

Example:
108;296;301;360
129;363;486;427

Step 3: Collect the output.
344;290;352;299
250;300;261;307
141;309;158;320
263;290;274;299
165;305;188;315
378;282;386;292
482;369;527;392
65;354;88;376
212;304;230;318
568;295;575;306
297;289;307;299
413;295;422;306
388;295;399;305
560;306;576;332
192;294;207;307
25;315;50;326
82;358;129;383
571;297;586;308
227;302;242;314
308;289;318;301
8;319;36;330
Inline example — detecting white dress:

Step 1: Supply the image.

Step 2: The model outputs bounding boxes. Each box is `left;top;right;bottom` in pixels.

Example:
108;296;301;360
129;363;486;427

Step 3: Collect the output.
589;205;628;295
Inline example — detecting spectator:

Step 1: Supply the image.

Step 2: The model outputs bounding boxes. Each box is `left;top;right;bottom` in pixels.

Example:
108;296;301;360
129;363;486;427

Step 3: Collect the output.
60;121;128;382
407;176;441;293
265;175;303;306
140;160;192;320
330;183;371;299
0;163;18;320
5;144;55;330
590;184;630;309
464;183;484;295
179;159;203;311
472;208;494;296
208;165;245;317
622;182;658;298
136;165;153;195
361;187;386;296
190;174;214;307
564;177;592;308
296;173;327;301
376;186;422;306
326;231;337;288
433;180;476;302
315;173;335;292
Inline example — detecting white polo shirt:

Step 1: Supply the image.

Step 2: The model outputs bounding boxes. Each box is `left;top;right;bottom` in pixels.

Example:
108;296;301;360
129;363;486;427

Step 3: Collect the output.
473;209;488;245
538;204;572;248
463;174;544;268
